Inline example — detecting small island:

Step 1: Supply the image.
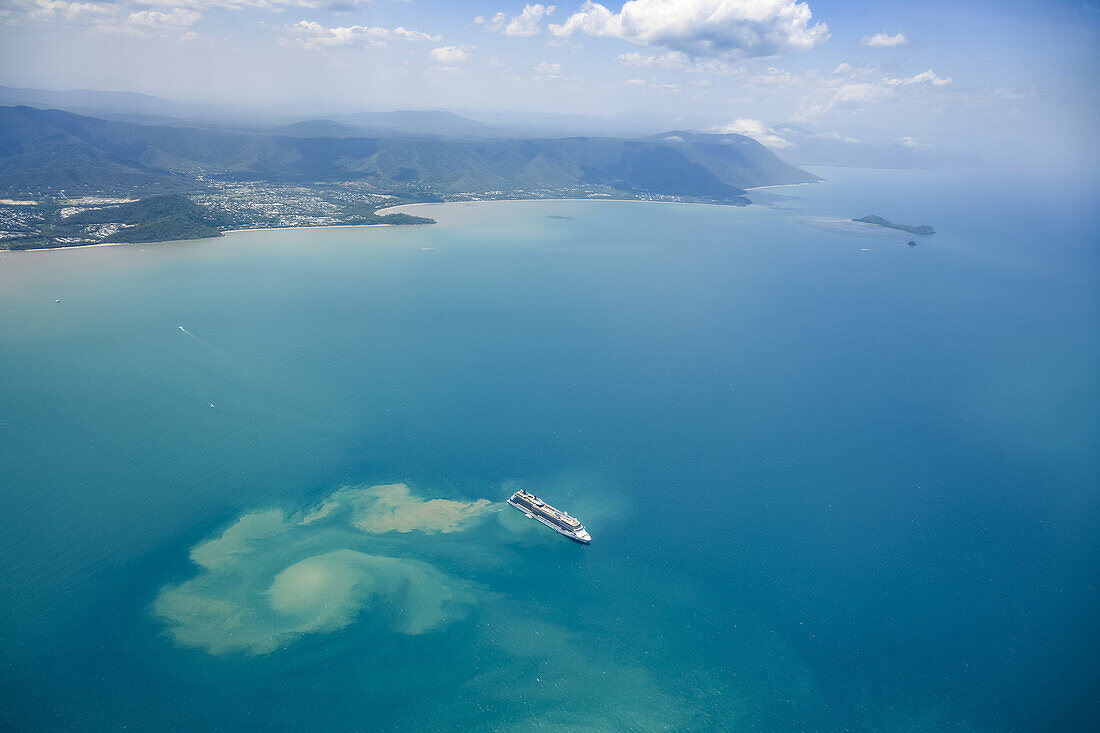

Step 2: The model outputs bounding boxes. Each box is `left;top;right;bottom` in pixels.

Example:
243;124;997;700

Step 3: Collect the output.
853;215;935;236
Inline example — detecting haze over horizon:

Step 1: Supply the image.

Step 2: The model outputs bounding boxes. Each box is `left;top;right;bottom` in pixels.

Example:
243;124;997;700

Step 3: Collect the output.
1;0;1098;169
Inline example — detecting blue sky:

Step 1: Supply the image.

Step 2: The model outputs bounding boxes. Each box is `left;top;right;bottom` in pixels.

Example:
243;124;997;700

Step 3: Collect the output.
1;0;1097;164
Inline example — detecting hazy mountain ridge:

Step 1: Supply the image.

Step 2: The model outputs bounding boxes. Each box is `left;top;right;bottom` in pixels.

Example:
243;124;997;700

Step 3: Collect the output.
0;84;957;170
0;105;817;200
0;85;716;140
0;84;266;126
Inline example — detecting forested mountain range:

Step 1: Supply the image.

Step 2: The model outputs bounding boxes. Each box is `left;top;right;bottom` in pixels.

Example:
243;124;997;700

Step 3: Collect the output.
0;105;818;201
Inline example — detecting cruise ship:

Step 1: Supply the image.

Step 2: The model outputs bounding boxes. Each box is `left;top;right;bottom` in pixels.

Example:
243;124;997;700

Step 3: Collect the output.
507;490;591;544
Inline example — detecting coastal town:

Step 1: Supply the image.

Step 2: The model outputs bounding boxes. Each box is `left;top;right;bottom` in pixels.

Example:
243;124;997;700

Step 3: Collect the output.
0;180;730;250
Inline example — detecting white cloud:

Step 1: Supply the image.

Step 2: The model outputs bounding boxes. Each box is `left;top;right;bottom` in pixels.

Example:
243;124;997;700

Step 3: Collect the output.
616;49;737;73
625;76;681;93
29;0;316;13
26;0;113;22
618;50;681;67
888;69;951;86
747;63;957;120
475;4;555;36
383;26;438;41
532;60;563;76
283;20;438;50
126;8;201;29
474;11;507;32
26;1;207;37
136;0;317;8
861;31;909;47
713;117;791;147
3;0;387;31
550;0;829;58
506;3;554;36
894;136;928;148
430;44;474;64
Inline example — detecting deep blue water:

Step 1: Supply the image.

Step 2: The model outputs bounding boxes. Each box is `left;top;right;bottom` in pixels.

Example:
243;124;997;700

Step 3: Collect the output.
0;167;1097;731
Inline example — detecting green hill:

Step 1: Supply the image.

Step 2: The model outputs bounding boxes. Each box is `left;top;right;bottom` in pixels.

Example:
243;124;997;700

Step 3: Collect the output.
66;194;228;242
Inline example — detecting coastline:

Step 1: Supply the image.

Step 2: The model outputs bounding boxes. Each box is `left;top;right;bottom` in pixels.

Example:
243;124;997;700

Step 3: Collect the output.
3;239;161;253
743;181;819;191
221;223;397;235
6;189;821;253
375;183;820;215
375;195;740;216
4;223;400;253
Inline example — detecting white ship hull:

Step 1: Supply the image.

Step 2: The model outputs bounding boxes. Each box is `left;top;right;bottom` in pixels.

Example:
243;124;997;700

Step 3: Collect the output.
507;497;591;544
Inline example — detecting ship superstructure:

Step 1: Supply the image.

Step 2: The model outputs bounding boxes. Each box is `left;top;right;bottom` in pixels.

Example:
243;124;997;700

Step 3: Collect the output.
507;490;591;544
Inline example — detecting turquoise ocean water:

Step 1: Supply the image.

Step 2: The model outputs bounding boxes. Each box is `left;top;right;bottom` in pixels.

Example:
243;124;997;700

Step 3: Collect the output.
0;167;1097;730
